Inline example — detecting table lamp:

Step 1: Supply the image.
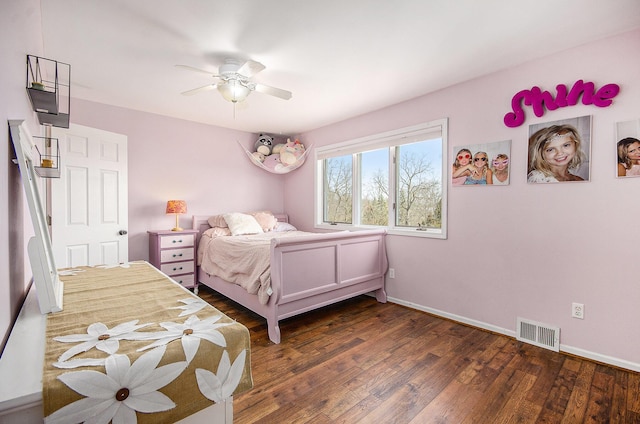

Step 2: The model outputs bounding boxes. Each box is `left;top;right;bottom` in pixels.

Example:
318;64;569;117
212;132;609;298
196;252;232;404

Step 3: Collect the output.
166;200;187;231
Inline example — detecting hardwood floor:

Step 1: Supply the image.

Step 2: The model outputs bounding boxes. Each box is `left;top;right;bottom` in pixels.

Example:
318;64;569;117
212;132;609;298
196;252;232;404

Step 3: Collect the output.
198;286;640;423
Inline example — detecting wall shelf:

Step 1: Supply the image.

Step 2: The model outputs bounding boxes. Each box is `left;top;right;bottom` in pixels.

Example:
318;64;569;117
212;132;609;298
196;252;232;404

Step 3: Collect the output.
26;55;70;128
32;136;60;178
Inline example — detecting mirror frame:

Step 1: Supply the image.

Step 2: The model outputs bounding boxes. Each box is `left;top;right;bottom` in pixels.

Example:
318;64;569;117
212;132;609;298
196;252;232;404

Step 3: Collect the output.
9;120;63;313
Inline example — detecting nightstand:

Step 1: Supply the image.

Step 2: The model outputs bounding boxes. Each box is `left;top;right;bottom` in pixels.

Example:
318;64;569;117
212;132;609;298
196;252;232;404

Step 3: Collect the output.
148;229;199;292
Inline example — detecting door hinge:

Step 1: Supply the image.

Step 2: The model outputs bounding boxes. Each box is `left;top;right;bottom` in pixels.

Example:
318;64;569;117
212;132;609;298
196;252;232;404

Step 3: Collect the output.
47;215;52;226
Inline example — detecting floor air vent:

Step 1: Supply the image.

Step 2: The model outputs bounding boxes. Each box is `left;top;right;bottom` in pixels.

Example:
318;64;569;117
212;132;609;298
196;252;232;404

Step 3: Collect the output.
516;318;560;352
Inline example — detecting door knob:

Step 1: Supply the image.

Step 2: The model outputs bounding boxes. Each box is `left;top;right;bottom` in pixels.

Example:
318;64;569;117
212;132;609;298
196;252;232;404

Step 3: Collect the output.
118;230;128;235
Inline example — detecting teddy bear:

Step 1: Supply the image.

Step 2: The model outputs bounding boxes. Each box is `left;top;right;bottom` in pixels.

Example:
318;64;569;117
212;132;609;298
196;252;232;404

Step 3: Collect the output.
254;134;273;156
279;139;306;166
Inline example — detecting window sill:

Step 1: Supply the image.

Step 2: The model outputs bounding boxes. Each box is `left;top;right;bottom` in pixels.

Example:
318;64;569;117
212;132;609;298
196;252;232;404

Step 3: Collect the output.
314;224;446;239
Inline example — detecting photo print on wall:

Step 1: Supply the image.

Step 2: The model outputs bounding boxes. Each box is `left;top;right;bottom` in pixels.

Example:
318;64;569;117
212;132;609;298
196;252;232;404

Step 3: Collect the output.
616;118;640;178
527;115;592;184
452;139;512;186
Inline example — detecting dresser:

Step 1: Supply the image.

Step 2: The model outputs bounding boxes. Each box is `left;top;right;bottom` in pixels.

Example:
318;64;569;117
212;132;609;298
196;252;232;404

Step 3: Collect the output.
148;229;199;292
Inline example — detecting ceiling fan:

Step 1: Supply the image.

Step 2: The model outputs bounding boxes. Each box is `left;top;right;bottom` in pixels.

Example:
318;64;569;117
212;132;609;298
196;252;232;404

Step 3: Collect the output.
177;59;292;103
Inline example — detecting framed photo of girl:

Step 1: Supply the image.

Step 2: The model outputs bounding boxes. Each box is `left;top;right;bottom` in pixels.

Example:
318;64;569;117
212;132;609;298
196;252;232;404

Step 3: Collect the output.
451;140;511;186
616;118;640;178
527;115;592;183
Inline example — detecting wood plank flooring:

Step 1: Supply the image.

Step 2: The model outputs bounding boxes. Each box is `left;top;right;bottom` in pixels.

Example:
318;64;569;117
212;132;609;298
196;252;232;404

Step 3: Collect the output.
197;286;640;423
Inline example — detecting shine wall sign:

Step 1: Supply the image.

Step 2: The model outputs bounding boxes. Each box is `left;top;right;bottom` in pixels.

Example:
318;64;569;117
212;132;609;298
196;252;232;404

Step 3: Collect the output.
503;79;620;127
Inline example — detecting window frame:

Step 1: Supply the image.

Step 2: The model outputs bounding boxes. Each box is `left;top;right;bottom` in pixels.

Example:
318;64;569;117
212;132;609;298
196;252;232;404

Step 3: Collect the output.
314;118;448;239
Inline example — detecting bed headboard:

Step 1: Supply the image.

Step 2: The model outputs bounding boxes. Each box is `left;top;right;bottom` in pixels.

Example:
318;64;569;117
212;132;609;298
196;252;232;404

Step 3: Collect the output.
191;213;289;238
274;214;289;223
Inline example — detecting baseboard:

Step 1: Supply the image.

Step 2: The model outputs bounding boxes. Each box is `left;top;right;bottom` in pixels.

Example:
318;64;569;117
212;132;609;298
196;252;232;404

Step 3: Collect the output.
389;296;516;338
388;296;640;373
560;345;640;373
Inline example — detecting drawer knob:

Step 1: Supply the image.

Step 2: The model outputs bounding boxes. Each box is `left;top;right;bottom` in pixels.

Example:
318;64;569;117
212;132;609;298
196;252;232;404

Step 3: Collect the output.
172;253;183;258
173;266;183;271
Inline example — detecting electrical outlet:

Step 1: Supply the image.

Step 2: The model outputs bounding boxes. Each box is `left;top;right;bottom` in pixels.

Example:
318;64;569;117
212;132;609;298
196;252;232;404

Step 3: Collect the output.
388;268;395;279
572;302;584;319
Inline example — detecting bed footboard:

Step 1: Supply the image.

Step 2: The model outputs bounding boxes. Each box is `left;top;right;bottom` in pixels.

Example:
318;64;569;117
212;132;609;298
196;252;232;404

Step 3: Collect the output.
267;229;388;343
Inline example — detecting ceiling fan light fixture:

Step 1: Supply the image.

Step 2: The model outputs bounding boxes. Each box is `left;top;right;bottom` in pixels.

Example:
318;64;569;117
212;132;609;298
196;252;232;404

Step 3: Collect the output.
178;59;290;103
218;80;251;103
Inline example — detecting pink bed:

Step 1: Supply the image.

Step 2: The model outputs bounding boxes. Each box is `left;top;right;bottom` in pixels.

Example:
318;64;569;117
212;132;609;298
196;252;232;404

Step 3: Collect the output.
192;214;388;344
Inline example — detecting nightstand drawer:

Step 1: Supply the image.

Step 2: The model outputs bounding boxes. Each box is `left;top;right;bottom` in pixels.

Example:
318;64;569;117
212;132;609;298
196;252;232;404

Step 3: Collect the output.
160;234;195;249
161;261;194;276
160;247;194;263
172;273;195;287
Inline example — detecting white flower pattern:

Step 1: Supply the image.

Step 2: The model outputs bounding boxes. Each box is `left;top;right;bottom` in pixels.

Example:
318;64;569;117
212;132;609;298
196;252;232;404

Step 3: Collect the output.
94;262;134;269
138;315;231;364
58;269;85;276
54;320;152;362
196;350;248;403
53;357;106;369
44;345;187;424
170;297;209;316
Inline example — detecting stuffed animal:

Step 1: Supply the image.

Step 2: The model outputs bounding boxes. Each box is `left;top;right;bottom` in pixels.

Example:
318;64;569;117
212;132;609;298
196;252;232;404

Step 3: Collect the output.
262;153;287;173
254;134;273;156
251;151;265;164
280;139;306;166
272;143;286;155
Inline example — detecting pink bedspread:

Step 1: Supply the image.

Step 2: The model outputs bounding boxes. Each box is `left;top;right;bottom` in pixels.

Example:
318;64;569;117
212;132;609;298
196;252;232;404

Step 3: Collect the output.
198;231;312;304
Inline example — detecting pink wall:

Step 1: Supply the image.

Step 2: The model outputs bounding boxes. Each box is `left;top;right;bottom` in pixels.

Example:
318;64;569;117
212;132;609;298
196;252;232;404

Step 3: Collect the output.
291;29;640;369
70;100;286;261
0;0;45;351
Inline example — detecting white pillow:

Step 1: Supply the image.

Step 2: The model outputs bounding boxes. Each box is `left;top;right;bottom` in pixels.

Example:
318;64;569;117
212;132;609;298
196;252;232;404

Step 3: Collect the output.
223;213;264;236
273;222;297;232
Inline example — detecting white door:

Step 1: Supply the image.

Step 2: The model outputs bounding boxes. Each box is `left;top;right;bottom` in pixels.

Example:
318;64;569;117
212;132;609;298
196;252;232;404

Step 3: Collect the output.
51;124;128;267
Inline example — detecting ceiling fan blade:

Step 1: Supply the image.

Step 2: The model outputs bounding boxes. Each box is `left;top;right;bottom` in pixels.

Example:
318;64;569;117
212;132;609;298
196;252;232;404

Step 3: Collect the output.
254;83;292;100
237;60;265;78
181;84;217;96
175;64;217;76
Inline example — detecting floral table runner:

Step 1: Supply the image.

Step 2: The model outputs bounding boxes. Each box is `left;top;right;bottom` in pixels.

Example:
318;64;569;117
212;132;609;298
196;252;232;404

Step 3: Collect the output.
42;261;252;423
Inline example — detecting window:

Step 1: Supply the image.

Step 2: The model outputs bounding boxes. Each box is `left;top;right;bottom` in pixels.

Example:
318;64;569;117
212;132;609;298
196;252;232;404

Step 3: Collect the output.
315;119;447;239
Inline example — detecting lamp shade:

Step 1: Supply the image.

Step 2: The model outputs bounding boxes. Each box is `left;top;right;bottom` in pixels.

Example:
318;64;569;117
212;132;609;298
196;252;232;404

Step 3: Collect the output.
218;80;251;103
166;200;187;231
166;200;187;215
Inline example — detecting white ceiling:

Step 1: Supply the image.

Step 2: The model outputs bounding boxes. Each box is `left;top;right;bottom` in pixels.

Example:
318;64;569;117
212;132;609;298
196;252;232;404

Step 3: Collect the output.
40;0;640;136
